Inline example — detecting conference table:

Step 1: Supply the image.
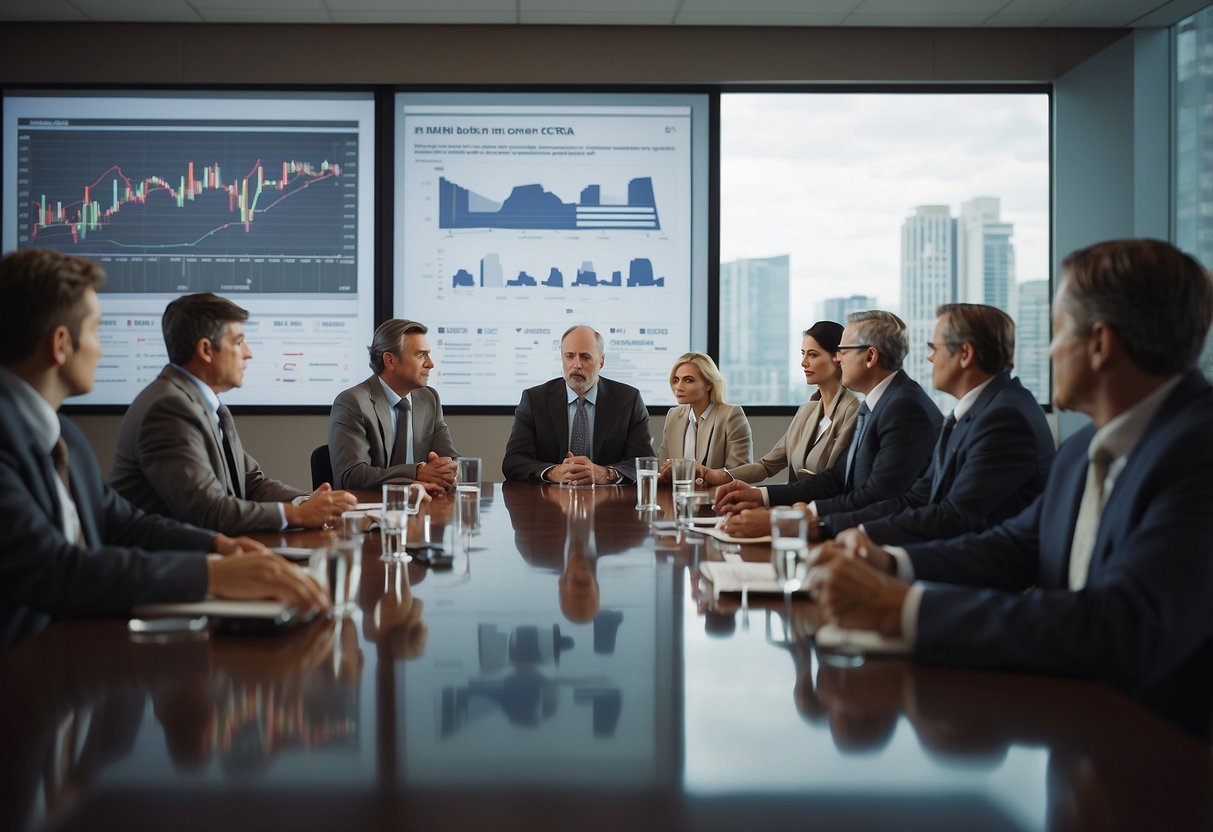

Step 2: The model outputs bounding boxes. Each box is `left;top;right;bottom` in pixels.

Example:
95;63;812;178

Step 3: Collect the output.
1;482;1210;831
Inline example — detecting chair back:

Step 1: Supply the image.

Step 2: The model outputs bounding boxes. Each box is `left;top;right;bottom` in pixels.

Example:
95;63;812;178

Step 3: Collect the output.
310;444;334;490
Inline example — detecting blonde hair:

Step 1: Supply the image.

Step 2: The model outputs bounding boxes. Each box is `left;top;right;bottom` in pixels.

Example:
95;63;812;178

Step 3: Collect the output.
669;352;726;404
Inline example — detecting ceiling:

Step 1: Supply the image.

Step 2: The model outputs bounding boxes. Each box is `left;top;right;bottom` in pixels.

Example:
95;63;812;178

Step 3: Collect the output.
0;0;1208;27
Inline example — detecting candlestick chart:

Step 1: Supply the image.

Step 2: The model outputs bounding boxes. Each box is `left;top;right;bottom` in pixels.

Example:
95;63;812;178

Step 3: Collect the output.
15;124;360;294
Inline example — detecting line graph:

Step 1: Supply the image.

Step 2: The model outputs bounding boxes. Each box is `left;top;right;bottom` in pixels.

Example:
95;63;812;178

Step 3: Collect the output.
16;124;360;293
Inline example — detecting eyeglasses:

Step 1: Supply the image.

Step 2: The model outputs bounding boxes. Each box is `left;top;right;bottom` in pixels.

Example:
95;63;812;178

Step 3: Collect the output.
835;344;871;352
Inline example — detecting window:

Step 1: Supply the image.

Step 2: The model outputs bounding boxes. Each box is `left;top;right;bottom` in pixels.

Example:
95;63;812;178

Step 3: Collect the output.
719;91;1051;409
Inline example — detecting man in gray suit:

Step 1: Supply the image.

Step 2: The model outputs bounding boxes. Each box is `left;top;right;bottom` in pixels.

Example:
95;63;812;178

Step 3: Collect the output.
110;294;356;534
327;318;459;493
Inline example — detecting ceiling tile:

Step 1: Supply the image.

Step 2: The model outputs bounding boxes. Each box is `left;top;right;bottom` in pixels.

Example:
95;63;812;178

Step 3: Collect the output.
523;0;678;10
190;0;325;8
679;0;861;11
844;13;1000;26
325;0;514;10
0;0;88;19
675;12;853;25
328;9;516;22
199;8;334;22
519;11;676;23
852;0;1007;13
70;0;203;21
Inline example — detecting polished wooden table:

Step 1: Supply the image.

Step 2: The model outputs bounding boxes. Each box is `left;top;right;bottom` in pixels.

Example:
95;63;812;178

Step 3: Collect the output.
2;482;1210;831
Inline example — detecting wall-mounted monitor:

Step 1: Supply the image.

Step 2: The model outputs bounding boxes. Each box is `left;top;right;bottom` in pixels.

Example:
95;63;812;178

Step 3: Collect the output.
1;89;376;407
393;91;710;408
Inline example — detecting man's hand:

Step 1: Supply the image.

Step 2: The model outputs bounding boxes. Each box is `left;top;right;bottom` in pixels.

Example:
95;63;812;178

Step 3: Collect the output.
657;458;673;482
284;483;359;528
714;480;763;514
831;527;896;575
546;453;614;485
415;451;457;490
211;534;272;557
206;552;330;612
696;464;733;487
816;553;908;637
722;507;770;538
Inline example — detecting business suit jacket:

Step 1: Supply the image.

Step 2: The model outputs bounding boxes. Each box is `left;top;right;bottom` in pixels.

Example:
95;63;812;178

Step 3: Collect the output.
328;375;459;490
110;365;306;535
905;370;1213;739
766;371;942;514
729;389;860;484
655;402;753;470
502;376;655;483
825;373;1055;545
0;397;211;646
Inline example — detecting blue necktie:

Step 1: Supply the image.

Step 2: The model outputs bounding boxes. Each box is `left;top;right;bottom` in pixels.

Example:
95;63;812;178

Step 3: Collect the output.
844;403;870;489
931;413;958;495
570;398;591;458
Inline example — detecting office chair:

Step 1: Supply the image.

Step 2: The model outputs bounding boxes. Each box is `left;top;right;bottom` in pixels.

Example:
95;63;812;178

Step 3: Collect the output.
310;444;334;490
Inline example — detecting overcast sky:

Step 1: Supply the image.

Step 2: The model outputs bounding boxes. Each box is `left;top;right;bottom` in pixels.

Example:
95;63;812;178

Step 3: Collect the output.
720;92;1051;320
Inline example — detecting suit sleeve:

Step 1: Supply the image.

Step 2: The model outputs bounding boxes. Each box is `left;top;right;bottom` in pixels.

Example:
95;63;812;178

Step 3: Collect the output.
502;389;549;482
133;393;291;534
611;389;655;483
722;406;753;469
824;472;932;539
0;443;208;620
860;405;1047;545
811;395;938;515
766;448;848;505
328;388;420;489
655;407;676;462
426;388;459;460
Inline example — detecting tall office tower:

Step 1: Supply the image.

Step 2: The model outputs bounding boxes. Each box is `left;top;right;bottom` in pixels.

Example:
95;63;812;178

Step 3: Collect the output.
1015;279;1050;403
719;254;793;404
1177;7;1213;380
821;294;878;325
901;206;956;408
957;197;1016;316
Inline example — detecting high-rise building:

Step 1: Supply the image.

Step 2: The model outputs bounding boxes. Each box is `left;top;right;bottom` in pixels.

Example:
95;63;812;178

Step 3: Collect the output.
719;254;793;404
900;206;955;407
1176;7;1213;380
1015;279;1050;403
958;197;1016;316
821;295;878;325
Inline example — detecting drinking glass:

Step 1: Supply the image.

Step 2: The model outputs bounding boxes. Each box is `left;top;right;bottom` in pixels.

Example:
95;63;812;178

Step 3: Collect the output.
770;506;810;593
675;490;712;527
456;456;482;498
309;540;361;617
671;457;696;496
382;483;424;561
634;456;660;510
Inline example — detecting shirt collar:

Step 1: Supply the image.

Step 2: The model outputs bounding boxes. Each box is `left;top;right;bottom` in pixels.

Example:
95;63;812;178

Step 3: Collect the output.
377;377;412;409
952;375;996;422
0;366;60;453
690;402;715;424
861;370;899;412
567;383;599;407
1090;374;1184;463
173;364;221;419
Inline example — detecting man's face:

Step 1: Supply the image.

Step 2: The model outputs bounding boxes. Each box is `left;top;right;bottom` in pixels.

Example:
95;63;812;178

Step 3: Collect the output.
928;315;963;397
562;328;603;394
1049;278;1093;413
384;332;433;394
209;321;251;393
834;324;873;392
62;289;103;398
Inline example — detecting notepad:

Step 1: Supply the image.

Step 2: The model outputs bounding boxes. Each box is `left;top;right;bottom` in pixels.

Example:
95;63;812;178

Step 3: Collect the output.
814;623;910;656
698;561;806;597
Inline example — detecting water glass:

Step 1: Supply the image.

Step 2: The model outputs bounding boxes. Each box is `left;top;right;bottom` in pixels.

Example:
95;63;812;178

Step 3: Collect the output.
382;483;424;561
675;490;712;527
310;541;361;617
671;457;696;495
457;486;480;537
456;456;482;498
634;456;660;510
770;506;810;594
340;509;368;543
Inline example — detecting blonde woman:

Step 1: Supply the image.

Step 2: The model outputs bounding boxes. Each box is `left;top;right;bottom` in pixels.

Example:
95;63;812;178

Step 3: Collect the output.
656;352;752;481
700;321;860;486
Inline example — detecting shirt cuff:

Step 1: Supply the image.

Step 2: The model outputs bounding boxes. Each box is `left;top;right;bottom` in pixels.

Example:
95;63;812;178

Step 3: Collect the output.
759;487;770;507
277;503;289;530
900;583;924;646
886;546;915;582
808;501;818;519
539;465;556;483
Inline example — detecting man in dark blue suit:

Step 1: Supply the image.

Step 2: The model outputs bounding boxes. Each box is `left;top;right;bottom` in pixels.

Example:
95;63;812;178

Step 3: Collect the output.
0;250;327;645
820;304;1055;545
502;325;654;485
815;239;1213;739
715;310;941;533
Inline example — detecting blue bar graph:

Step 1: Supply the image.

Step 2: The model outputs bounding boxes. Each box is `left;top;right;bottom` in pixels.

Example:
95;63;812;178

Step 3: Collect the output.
439;176;660;231
452;257;663;289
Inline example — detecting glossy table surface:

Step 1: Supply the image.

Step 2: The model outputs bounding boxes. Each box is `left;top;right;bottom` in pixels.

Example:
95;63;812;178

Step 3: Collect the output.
2;482;1210;831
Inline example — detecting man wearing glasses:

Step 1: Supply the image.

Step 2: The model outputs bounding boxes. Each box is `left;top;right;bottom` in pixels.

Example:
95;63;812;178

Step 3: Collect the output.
715;310;941;527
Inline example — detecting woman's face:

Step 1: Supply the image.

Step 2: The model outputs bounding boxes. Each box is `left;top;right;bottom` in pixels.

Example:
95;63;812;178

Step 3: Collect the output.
672;362;712;410
800;335;840;387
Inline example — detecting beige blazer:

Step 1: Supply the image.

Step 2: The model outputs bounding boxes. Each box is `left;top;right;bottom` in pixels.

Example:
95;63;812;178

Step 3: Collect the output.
729;389;861;484
656;402;752;469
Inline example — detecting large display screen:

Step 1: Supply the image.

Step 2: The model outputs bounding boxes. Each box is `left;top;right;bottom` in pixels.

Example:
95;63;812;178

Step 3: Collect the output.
1;90;376;407
394;92;710;407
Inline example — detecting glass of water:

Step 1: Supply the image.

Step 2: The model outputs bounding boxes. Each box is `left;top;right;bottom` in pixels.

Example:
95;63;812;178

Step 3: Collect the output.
456;456;482;498
382;483;424;561
671;457;696;496
310;540;362;617
770;506;810;596
635;456;659;510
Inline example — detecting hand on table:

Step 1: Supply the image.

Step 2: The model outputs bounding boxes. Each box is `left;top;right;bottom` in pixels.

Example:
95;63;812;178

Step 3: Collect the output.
713;480;763;514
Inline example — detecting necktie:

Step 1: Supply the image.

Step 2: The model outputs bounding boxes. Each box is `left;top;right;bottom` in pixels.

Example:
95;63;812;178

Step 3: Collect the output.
52;436;71;491
844;403;871;489
392;397;414;465
216;403;243;499
570;397;591;458
1068;444;1114;590
931;413;958;494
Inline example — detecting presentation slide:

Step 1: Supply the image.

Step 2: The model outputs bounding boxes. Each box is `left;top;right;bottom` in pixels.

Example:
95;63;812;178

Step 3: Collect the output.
2;90;376;407
394;92;709;407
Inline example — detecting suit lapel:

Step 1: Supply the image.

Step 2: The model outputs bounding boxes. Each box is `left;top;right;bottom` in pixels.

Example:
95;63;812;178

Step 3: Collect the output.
696;406;720;464
591;379;609;459
167;366;241;497
1041;430;1094;588
548;381;571;458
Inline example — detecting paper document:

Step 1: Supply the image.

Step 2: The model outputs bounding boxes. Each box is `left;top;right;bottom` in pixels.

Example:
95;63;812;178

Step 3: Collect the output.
699;561;807;597
814;624;910;656
133;600;292;619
